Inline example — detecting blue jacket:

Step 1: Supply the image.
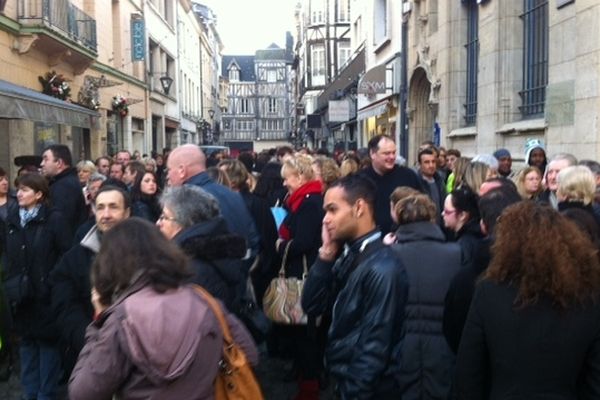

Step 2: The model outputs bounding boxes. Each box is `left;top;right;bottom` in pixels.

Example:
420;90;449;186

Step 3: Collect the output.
302;233;409;399
184;172;259;257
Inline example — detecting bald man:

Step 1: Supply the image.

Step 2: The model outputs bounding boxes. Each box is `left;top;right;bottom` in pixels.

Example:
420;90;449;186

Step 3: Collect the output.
166;144;260;260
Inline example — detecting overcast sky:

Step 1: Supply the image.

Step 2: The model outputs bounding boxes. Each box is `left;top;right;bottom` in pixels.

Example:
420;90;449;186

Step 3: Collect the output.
200;0;298;55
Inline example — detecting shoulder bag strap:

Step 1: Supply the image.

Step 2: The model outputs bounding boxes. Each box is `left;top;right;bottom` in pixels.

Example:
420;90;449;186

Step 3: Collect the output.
193;285;233;344
279;240;293;276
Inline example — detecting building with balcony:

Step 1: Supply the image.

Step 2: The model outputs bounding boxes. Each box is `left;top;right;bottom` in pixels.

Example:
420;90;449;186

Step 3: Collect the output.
0;0;103;173
221;40;294;154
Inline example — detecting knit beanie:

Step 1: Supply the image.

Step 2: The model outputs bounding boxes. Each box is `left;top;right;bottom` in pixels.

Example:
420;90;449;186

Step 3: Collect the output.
524;138;545;164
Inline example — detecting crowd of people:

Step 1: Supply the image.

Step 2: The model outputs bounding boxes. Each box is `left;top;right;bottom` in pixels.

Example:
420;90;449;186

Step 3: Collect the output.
0;136;600;399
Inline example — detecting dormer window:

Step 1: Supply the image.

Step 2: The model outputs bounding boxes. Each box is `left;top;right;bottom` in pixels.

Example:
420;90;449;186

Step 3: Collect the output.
229;66;240;81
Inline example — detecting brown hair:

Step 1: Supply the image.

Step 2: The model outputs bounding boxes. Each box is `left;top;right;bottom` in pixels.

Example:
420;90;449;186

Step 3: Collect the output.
485;201;600;309
16;173;50;206
92;217;192;305
218;159;250;191
390;186;421;207
394;194;437;225
313;156;340;190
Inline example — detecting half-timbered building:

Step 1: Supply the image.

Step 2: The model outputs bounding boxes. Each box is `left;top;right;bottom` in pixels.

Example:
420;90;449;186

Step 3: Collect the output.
221;41;294;154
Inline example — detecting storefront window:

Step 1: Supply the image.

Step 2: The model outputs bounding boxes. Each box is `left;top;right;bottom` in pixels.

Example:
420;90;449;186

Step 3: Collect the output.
34;122;59;155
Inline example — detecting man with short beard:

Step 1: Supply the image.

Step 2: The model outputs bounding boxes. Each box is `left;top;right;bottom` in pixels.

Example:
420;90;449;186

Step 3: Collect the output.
94;156;111;177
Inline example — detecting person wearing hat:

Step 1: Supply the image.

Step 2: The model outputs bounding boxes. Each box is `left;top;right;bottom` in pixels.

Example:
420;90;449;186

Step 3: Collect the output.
524;138;547;175
493;149;514;179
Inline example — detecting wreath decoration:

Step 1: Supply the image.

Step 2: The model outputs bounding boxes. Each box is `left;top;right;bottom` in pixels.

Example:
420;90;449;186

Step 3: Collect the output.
112;94;129;117
38;70;71;100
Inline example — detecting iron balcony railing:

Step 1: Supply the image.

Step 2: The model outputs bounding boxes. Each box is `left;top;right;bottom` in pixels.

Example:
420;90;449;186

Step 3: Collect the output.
18;0;97;52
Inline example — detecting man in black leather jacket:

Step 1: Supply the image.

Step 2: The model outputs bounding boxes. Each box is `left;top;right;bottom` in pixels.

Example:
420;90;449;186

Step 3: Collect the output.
302;174;409;399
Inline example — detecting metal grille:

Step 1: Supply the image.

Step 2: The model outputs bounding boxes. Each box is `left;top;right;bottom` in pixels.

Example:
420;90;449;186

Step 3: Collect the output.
519;0;548;117
464;1;479;125
18;0;97;52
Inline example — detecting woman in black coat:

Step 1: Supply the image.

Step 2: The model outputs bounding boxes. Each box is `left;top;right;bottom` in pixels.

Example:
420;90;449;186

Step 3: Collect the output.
2;173;70;400
275;154;324;400
130;171;161;222
456;202;600;399
390;193;462;399
156;185;245;310
442;185;484;264
218;159;279;307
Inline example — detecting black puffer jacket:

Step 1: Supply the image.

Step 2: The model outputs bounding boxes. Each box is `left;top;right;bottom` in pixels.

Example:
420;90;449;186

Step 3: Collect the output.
3;204;70;340
174;217;246;310
302;234;409;399
391;221;462;399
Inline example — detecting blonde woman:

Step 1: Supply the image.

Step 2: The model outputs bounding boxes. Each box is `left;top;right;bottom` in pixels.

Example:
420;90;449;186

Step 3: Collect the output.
556;166;600;228
76;160;96;188
446;157;470;193
312;156;341;192
514;166;543;200
276;154;324;399
464;161;494;194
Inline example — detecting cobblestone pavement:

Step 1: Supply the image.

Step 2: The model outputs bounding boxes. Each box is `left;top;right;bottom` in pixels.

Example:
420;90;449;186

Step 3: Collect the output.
0;346;335;399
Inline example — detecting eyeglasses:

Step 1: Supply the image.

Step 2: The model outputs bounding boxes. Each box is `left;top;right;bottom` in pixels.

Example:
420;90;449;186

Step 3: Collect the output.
158;214;177;222
442;209;457;216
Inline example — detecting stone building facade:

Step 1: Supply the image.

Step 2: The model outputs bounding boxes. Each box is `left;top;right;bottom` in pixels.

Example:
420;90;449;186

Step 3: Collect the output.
404;0;600;164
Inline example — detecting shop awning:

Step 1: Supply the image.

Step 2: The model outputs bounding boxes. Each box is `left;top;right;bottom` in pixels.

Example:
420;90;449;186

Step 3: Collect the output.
0;79;99;129
357;99;390;121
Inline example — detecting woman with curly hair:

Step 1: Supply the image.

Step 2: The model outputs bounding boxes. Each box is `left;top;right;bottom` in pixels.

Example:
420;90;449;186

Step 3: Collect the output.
312;156;341;193
456;201;600;398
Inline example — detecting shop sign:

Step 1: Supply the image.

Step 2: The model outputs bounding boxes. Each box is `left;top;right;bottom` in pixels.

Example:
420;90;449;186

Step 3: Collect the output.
329;100;350;122
131;18;146;61
358;64;386;95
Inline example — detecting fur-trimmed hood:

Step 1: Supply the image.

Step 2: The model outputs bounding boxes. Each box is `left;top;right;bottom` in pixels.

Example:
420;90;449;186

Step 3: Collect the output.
174;216;247;261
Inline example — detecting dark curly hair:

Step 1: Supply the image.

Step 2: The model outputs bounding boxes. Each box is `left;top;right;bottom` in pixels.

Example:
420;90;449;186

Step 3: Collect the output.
485;201;600;309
